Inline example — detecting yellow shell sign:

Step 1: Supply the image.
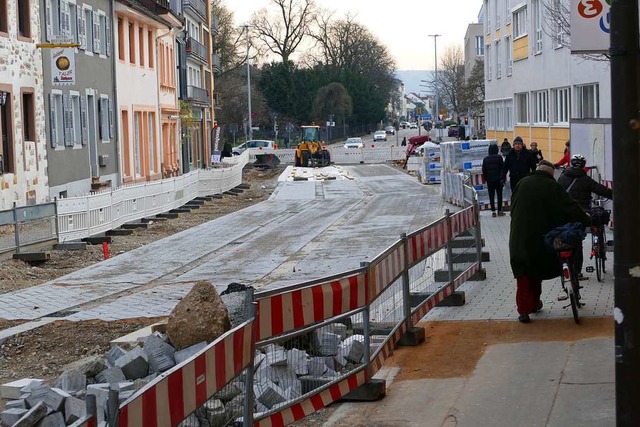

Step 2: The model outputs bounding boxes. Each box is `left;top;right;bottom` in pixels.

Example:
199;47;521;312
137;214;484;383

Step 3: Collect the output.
51;47;76;85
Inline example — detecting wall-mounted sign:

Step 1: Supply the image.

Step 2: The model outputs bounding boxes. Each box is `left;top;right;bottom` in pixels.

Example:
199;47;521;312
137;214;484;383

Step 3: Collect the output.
51;47;76;85
570;0;611;53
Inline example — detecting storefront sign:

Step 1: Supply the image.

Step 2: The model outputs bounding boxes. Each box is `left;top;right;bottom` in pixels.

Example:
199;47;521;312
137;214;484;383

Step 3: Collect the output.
570;0;611;53
51;47;76;85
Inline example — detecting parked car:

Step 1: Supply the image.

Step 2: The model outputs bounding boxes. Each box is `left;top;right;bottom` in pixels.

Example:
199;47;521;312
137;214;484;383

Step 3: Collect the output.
384;126;396;135
400;121;409;129
373;131;387;141
409;122;418;129
233;140;276;155
343;137;364;149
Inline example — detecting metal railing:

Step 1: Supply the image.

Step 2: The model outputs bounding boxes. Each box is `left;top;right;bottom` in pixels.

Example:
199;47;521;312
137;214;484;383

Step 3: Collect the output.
185;36;208;63
186;85;210;105
182;0;206;21
211;52;221;74
0;202;58;254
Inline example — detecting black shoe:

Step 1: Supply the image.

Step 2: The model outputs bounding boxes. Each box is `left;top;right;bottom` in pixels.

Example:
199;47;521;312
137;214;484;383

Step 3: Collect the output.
533;301;543;313
518;314;531;323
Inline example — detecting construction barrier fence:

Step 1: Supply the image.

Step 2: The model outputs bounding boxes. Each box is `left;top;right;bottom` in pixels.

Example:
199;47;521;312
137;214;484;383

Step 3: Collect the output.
107;197;483;427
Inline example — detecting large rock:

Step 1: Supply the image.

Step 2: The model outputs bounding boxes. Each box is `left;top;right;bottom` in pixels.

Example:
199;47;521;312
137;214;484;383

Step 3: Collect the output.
166;281;231;350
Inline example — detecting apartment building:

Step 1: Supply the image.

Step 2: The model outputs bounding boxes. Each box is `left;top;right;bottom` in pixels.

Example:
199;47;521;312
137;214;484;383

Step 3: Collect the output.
464;6;485;135
177;0;214;172
483;0;611;173
40;0;119;198
0;0;49;209
113;0;181;184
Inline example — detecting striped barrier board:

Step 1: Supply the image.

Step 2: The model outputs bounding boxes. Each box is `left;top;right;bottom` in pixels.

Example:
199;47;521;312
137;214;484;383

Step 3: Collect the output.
369;321;408;375
469;173;485;186
411;262;481;324
406;219;449;267
256;273;368;342
450;205;476;238
255;369;368;427
119;320;255;427
369;244;405;303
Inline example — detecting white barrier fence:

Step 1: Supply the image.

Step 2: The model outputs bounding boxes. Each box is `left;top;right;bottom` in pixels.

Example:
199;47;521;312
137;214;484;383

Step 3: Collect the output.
56;153;249;242
247;146;408;164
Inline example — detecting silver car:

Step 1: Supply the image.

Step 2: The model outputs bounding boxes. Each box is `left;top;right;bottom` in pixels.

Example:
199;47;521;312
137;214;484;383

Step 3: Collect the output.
232;140;276;155
373;131;387;141
343;137;364;149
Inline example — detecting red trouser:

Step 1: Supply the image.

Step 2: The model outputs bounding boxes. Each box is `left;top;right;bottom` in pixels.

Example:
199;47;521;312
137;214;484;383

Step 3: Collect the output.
516;276;542;315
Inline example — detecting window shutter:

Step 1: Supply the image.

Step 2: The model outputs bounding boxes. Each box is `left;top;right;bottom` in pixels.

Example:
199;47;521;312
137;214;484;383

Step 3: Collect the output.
49;94;58;148
105;17;111;57
108;98;114;139
80;95;88;145
61;0;70;39
45;0;53;42
76;5;84;49
93;12;100;54
97;97;103;140
63;94;73;147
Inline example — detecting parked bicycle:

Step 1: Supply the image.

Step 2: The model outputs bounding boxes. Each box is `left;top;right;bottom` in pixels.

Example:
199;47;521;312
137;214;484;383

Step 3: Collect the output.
586;199;611;282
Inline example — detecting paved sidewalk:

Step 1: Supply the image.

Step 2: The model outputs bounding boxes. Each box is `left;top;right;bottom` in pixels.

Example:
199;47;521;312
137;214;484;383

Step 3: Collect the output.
325;209;615;426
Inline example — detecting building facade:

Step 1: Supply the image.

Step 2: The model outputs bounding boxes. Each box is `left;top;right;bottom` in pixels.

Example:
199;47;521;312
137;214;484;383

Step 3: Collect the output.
177;0;214;172
113;0;181;184
483;0;611;168
464;22;484;81
40;0;119;198
0;0;49;208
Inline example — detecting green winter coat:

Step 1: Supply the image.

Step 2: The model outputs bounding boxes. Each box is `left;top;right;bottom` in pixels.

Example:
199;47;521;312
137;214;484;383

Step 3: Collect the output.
509;171;589;279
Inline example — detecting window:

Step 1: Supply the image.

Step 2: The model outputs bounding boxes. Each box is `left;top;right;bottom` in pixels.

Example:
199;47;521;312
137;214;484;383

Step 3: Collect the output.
148;30;154;68
486;43;492;80
0;89;14;174
21;91;35;142
133;112;141;175
575;84;600;119
118;18;125;60
487;0;491;30
84;7;93;52
99;14;107;55
0;0;7;33
534;90;549;123
513;6;527;38
553;0;565;47
121;109;131;177
70;92;81;145
138;27;144;66
533;0;543;53
475;36;484;56
98;95;110;142
505;36;513;76
495;39;501;79
552;87;570;124
505;0;511;23
49;91;65;147
505;100;513;129
17;0;31;38
129;22;135;64
147;112;155;172
515;92;529;123
496;101;503;130
494;0;499;28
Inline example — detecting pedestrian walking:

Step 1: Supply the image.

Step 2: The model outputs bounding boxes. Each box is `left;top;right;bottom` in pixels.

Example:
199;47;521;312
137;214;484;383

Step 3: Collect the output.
220;141;233;161
509;160;589;323
401;137;407;146
529;141;544;164
501;136;537;194
555;140;571;168
482;144;505;217
500;138;512;156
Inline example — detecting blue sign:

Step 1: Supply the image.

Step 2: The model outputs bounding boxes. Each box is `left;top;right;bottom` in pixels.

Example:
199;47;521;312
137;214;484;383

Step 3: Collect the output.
420;113;432;120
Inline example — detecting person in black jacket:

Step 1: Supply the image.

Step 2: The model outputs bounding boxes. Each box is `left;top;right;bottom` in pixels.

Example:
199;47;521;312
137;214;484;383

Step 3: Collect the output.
482;144;505;217
501;136;537;194
500;138;512;156
557;154;613;277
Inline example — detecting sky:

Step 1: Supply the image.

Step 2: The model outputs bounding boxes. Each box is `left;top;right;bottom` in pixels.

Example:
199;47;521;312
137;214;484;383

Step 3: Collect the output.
227;0;484;71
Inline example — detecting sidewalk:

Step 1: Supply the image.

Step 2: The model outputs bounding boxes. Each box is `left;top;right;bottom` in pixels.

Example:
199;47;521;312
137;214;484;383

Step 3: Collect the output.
322;210;615;426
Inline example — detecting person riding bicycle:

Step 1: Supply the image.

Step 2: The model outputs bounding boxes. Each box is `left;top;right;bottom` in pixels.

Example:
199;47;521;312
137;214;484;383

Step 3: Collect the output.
557;154;613;278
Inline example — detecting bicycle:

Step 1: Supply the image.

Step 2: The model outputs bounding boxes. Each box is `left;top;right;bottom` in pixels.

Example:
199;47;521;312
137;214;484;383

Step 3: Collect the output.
586;199;611;282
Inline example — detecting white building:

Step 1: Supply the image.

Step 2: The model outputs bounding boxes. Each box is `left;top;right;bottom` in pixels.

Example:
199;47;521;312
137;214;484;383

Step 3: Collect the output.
0;0;49;209
483;0;611;178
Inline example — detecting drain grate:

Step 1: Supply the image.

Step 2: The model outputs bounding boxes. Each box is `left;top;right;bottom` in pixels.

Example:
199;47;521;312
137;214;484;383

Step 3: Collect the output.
46;309;79;318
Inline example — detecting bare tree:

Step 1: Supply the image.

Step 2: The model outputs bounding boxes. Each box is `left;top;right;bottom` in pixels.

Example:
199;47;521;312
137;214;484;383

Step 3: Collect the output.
212;0;252;74
250;0;316;63
541;0;609;61
427;45;466;119
460;59;485;115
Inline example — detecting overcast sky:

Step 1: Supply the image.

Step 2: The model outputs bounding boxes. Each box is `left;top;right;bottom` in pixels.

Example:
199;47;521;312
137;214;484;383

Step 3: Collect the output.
228;0;484;70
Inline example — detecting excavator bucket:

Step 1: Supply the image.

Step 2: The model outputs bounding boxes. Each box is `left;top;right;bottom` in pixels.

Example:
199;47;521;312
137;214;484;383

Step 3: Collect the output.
253;153;281;169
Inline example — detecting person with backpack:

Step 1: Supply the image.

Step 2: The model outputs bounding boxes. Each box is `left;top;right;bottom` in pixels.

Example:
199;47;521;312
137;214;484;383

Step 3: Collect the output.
557;154;613;277
482;144;505;217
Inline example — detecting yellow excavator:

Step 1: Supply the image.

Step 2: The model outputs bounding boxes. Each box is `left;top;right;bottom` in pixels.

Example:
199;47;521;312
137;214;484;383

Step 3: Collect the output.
294;125;331;167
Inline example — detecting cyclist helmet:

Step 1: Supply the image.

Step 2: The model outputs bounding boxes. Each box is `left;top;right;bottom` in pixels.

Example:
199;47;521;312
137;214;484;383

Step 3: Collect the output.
571;154;587;169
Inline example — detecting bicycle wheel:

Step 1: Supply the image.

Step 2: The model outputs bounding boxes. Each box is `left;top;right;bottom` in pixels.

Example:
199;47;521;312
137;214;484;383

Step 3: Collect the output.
569;261;581;324
568;285;580;324
600;229;607;274
595;246;603;282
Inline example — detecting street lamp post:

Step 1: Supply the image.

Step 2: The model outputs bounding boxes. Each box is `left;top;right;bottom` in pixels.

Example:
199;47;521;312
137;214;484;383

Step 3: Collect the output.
243;25;253;141
428;34;441;141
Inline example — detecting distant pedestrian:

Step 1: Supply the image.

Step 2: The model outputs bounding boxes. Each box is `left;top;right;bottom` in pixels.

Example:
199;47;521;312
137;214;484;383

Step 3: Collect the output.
500;138;512;156
529;141;544;164
482;144;505;217
221;141;233;160
501;136;536;194
555;140;571;168
401;137;407;146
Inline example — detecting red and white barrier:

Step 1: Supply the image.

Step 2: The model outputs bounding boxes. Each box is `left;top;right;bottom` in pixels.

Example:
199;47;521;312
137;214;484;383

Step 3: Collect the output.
256;273;368;342
370;322;407;374
119;320;255;427
369;245;405;303
451;206;476;238
255;370;368;427
406;219;449;266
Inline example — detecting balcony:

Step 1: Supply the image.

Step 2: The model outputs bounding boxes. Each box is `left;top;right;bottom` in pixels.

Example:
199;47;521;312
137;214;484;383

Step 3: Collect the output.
211;53;221;74
155;0;170;9
182;0;206;22
186;37;207;63
210;15;219;35
187;85;210;106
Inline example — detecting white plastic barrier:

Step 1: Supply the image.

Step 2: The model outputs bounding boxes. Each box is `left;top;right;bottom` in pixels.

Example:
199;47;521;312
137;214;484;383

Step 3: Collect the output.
246;146;406;164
